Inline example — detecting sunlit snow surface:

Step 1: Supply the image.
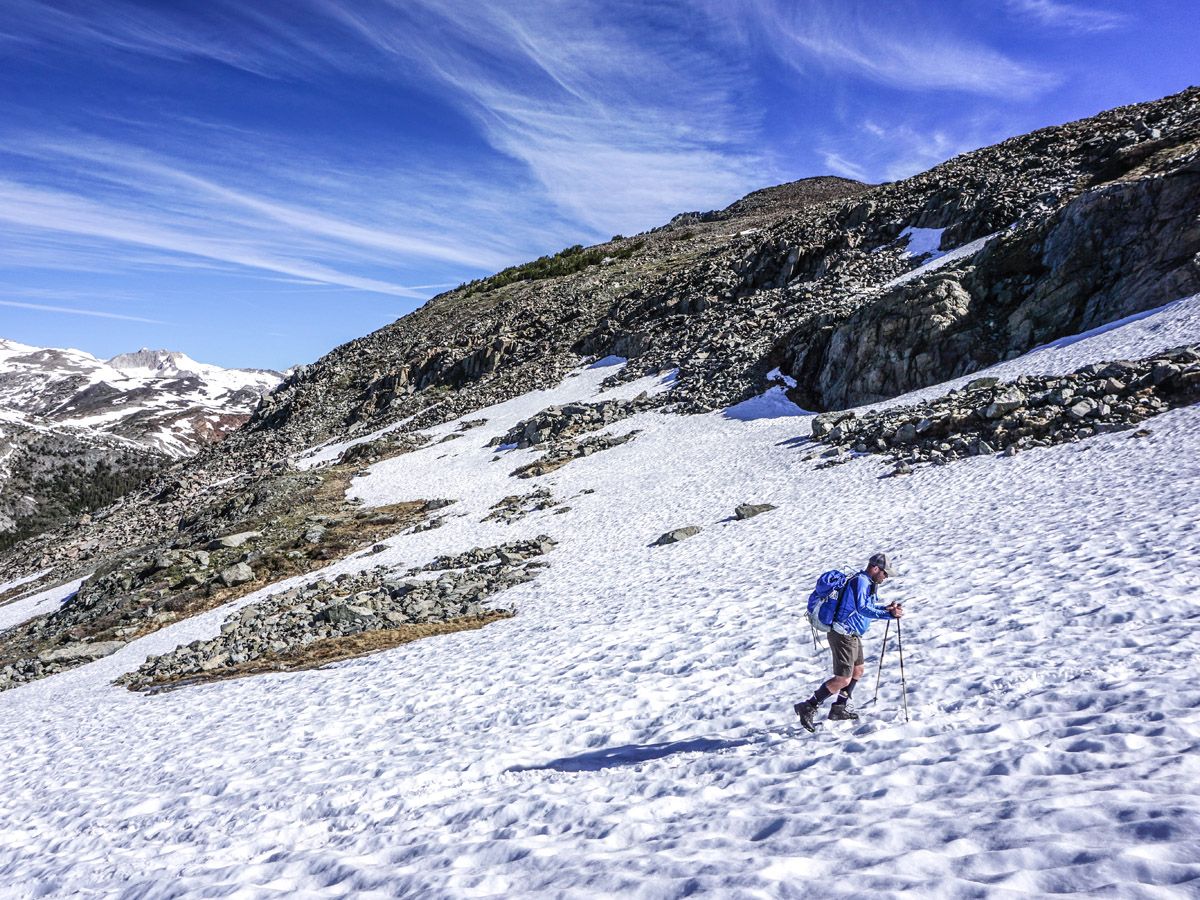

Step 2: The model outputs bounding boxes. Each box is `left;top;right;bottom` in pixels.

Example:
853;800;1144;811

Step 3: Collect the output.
884;226;1002;290
2;298;1200;897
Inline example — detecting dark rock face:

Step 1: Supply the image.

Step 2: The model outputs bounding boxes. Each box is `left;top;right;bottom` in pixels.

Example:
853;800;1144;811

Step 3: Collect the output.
811;345;1200;468
793;149;1200;410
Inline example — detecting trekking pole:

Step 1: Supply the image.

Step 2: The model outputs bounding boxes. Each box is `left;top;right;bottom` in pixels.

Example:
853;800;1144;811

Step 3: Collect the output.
897;616;909;723
871;619;891;704
810;621;819;653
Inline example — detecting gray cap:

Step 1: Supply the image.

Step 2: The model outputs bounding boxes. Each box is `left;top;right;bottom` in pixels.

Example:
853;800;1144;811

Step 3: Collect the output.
868;552;890;575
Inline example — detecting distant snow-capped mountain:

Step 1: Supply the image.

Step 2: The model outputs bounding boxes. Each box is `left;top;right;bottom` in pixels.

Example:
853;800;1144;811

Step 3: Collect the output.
0;339;284;546
0;340;282;457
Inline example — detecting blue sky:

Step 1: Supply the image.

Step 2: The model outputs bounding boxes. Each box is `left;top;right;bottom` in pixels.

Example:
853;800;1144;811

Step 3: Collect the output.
0;0;1195;371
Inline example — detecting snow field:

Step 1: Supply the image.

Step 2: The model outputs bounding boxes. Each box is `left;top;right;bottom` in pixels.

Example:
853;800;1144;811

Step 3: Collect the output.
0;576;82;634
0;300;1199;897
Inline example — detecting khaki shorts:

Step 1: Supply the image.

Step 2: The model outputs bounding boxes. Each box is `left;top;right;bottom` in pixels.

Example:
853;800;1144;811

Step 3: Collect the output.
827;631;864;678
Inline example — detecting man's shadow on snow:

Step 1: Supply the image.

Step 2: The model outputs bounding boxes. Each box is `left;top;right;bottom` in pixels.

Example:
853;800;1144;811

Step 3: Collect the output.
506;731;791;774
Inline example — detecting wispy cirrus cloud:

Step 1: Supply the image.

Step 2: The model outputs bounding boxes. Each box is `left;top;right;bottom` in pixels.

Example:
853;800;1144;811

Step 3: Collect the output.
6;138;512;271
1005;0;1130;33
1;0;771;298
862;121;981;182
0;109;576;301
819;152;870;182
0;0;348;79
310;0;769;232
0;299;166;324
0;178;430;298
818;116;999;186
702;0;1058;99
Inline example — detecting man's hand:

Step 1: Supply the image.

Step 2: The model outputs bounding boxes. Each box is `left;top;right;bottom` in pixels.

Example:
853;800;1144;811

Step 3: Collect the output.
887;603;904;618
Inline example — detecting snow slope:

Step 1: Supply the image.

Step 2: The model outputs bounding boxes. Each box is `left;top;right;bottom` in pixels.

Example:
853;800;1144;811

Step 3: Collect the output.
1;297;1199;898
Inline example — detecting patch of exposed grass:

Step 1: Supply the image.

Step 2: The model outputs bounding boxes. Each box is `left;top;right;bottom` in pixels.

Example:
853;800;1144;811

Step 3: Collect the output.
458;241;644;297
132;610;515;693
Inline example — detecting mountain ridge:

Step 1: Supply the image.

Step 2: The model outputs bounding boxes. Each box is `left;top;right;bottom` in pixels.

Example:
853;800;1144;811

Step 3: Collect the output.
0;85;1198;672
0;338;284;547
233;86;1198;458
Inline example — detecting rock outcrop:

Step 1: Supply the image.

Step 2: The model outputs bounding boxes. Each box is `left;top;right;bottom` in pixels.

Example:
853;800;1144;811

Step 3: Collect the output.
810;345;1200;469
119;537;554;690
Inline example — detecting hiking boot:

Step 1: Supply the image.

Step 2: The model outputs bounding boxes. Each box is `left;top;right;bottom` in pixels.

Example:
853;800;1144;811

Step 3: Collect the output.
827;702;859;721
794;701;819;732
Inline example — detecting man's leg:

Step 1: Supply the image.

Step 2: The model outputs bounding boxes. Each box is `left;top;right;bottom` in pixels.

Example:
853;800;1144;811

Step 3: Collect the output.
828;639;865;720
795;633;855;730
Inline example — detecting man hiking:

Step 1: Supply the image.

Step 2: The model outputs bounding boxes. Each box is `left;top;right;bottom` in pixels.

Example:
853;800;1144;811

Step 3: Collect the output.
795;552;903;732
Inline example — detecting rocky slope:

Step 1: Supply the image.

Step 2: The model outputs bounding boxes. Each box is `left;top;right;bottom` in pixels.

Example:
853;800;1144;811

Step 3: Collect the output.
0;409;166;550
237;87;1198;454
1;87;1198;685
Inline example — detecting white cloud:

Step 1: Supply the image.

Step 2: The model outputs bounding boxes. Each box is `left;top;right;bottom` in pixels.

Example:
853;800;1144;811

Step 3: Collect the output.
9;139;512;271
819;152;870;182
1005;0;1129;33
0;179;428;298
818;116;998;186
0;298;167;324
310;0;769;233
701;0;1059;99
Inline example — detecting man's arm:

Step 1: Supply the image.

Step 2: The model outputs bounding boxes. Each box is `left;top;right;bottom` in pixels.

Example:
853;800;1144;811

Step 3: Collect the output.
857;578;901;619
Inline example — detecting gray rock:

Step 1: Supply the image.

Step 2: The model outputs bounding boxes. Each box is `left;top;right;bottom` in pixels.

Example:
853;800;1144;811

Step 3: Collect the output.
654;526;702;546
207;531;261;550
984;388;1026;419
965;376;1000;391
1067;398;1100;420
218;562;255;587
320;604;376;627
37;640;126;664
734;503;777;520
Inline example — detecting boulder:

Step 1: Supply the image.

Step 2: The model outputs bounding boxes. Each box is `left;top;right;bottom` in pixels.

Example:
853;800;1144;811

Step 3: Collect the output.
320;604;376;628
37;640;127;664
218;563;255;587
734;503;777;520
207;531;261;550
1067;398;1100;420
984;388;1026;419
965;376;1000;391
653;526;702;546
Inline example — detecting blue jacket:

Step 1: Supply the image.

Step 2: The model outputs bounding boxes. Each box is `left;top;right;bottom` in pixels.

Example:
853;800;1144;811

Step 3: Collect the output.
830;571;893;636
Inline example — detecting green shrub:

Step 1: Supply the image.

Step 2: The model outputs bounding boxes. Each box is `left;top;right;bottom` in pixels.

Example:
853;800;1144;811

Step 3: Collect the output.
459;240;644;297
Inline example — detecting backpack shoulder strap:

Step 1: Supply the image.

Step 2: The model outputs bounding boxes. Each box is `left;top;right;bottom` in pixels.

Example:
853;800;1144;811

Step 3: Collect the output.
829;571;860;624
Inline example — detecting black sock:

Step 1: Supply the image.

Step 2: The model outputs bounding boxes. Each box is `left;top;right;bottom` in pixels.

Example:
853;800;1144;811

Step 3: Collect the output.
808;685;834;706
834;679;858;705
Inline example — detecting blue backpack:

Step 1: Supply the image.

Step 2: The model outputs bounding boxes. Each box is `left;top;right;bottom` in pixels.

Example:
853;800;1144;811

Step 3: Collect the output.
806;569;853;633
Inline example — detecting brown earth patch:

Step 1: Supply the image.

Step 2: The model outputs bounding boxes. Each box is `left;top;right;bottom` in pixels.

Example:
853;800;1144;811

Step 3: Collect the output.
131;609;514;693
0;461;443;691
